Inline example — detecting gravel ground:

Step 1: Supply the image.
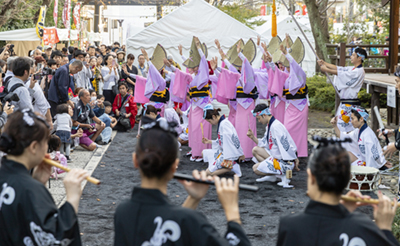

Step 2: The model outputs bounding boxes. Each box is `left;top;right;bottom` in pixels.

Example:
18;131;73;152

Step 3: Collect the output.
78;117;379;246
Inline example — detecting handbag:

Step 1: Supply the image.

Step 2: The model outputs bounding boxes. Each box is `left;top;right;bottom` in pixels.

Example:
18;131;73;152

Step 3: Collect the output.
112;82;120;96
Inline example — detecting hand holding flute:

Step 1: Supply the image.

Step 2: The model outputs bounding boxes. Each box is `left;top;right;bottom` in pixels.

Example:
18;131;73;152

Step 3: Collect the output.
340;190;398;231
43;158;101;185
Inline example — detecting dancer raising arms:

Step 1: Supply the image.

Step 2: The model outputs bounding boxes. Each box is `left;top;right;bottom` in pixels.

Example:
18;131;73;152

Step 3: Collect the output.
319;47;368;132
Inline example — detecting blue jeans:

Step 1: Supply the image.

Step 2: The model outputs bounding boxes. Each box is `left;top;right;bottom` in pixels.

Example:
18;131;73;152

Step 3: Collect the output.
101;126;112;143
98;114;111;127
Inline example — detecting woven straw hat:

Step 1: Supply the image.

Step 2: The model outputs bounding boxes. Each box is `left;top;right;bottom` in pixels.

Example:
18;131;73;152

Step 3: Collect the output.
289;37;305;64
242;38;257;64
150;43;167;71
183;37;208;68
267;36;282;54
226;39;244;67
272;36;294;67
229;39;257;68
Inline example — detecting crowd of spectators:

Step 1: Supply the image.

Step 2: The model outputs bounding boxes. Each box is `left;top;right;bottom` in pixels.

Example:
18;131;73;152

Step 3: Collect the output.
0;41;141;163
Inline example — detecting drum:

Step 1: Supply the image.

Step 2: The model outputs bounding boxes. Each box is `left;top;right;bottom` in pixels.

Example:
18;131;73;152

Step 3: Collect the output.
347;166;380;191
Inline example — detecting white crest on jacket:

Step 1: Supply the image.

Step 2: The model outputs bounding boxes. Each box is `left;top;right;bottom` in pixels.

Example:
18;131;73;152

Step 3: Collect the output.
142;216;181;246
23;221;72;246
0;183;15;210
226;232;240;245
340;233;366;246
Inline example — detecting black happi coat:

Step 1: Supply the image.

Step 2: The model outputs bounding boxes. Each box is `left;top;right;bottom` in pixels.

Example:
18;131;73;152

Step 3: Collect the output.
277;200;399;246
114;187;251;246
0;158;81;246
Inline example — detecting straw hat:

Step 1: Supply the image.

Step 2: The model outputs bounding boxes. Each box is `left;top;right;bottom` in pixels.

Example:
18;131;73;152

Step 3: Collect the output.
183;37;207;68
150;43;167;71
241;39;257;65
272;36;294;67
289;37;305;64
228;39;257;68
267;36;282;54
226;39;244;67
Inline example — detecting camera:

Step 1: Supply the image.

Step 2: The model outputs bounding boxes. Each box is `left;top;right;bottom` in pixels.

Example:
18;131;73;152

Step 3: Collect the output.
42;67;56;76
3;92;19;104
9;44;14;54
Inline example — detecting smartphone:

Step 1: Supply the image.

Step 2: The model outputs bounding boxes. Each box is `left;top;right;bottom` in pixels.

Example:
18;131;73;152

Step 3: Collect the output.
112;60;116;67
34;74;41;81
91;96;96;102
83;61;87;66
36;63;43;72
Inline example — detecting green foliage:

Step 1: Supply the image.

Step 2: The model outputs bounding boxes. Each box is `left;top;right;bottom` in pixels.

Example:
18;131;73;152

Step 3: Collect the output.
307;74;336;112
393;209;400;241
217;2;265;28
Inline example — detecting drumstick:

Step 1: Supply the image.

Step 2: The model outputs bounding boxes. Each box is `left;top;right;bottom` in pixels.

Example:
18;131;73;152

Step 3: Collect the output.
43;158;101;185
200;122;204;138
247;114;251;129
174;173;259;192
341;195;400;208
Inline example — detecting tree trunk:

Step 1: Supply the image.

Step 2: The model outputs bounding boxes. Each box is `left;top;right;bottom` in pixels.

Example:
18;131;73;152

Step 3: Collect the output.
33;0;51;25
303;0;330;68
0;0;19;28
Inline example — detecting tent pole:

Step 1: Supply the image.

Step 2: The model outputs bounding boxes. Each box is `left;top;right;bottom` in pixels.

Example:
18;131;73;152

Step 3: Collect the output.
279;0;337;90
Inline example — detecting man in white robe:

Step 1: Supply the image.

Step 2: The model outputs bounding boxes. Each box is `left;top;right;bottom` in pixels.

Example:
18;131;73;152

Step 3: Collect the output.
319;47;368;132
331;106;387;169
247;104;299;188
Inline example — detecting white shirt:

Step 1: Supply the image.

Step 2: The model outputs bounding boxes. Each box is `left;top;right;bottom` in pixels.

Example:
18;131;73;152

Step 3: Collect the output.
258;118;297;161
212;118;244;160
24;80;50;116
101;66;120;90
341;124;386;169
54;113;72;132
333;66;365;99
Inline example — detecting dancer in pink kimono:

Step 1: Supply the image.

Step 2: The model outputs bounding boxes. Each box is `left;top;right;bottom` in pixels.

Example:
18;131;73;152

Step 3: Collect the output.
166;37;212;162
129;47;169;117
278;37;308;158
259;41;286;123
214;39;261;161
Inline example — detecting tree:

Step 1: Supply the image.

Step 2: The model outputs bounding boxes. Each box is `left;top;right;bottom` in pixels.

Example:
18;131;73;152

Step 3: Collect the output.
213;0;265;28
303;0;331;63
0;0;42;30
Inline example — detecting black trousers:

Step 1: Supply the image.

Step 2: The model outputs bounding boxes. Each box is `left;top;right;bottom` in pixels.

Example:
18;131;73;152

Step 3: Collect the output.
103;90;115;105
49;100;59;120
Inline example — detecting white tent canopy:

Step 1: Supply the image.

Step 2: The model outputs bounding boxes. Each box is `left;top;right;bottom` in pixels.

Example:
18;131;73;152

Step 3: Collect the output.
126;0;268;69
0;28;81;41
256;16;316;76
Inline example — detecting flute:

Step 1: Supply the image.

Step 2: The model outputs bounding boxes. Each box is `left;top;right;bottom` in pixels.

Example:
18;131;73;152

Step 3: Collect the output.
43;158;101;185
341;195;400;208
174;173;259;192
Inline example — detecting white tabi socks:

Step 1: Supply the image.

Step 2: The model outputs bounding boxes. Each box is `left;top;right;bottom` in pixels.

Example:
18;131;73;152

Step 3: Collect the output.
232;164;242;177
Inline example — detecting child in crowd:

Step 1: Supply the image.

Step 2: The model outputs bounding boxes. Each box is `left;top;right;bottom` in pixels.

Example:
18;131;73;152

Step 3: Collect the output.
104;101;117;128
48;135;67;178
54;104;73;161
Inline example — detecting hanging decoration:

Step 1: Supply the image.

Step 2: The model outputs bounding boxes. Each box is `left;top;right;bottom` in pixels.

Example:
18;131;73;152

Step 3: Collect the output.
271;0;277;37
53;0;58;27
36;6;47;39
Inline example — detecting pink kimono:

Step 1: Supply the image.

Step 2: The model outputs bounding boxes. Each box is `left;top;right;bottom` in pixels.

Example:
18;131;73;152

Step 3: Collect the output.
172;48;212;157
144;61;168;117
282;53;308;157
